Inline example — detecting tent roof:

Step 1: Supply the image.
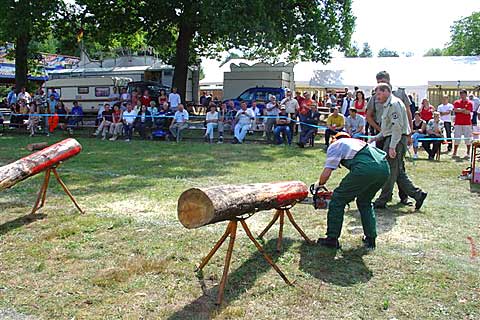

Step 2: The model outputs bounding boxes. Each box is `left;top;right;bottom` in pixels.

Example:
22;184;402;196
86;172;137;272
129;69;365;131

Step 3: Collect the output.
201;56;480;88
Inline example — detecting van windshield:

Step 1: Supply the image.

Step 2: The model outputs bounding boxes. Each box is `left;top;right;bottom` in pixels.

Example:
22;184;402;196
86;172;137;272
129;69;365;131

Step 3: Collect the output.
239;89;255;101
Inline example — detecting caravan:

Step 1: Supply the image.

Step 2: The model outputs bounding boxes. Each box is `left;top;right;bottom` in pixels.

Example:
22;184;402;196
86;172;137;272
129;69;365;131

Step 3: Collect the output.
43;77;132;113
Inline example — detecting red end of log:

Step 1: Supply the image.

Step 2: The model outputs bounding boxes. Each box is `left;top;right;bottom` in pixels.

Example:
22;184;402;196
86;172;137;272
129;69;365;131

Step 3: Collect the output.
30;139;82;175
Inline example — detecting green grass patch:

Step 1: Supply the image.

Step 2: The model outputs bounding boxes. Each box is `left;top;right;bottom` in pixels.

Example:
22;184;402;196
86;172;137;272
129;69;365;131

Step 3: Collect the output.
0;135;479;319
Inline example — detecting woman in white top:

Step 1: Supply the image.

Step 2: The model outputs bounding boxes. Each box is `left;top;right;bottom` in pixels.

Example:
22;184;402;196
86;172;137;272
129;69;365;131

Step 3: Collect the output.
204;103;219;143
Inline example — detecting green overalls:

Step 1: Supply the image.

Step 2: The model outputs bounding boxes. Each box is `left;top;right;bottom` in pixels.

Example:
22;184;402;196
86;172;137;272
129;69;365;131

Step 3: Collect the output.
326;145;391;239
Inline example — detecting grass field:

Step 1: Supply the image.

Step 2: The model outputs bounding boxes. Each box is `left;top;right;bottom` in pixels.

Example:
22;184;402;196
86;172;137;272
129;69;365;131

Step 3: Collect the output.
0;134;479;319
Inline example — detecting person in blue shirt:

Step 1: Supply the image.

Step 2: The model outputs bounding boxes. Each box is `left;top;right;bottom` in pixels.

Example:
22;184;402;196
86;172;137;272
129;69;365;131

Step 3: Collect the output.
7;87;17;105
313;132;390;250
68;100;84;133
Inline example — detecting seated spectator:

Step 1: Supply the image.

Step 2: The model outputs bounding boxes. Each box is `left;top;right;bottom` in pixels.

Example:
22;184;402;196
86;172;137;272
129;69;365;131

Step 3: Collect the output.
135;105;153;140
158;89;168;106
422;112;444;160
419;98;434;122
233;101;255;144
249;101;262;129
297;103;320;148
109;104;123;141
411;111;427;159
345;108;365;139
140;90;152;107
18;101;29;123
122;103;137;142
55;101;69;131
265;95;280;143
0;109;4;126
324;106;345;147
94;104;113;140
274;106;292;145
157;102;173;129
281;89;299;133
148;100;158;117
217;103;228;143
204;103;219;143
9;103;20;128
134;99;142;112
119;87;131;110
27;102;40;137
68;100;84;134
169;103;189;142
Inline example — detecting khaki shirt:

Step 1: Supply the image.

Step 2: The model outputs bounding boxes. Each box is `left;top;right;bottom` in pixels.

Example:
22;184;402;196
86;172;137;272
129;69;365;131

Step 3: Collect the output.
375;95;410;148
367;88;411;124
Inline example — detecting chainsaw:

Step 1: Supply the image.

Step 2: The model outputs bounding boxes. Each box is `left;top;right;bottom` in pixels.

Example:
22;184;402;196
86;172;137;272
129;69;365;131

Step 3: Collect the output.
299;184;333;209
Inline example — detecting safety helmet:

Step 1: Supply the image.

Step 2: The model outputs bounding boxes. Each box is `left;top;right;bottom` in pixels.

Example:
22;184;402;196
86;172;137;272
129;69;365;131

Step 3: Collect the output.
332;132;351;142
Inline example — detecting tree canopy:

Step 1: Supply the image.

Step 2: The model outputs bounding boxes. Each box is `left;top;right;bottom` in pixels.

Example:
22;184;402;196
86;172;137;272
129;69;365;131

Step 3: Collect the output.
76;0;355;101
0;0;60;90
345;41;360;57
358;42;373;57
377;48;399;57
445;11;480;56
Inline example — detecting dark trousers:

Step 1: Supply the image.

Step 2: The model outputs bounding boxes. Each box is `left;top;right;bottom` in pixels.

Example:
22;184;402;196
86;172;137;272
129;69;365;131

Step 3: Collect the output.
300;127;316;145
325;128;341;146
422;137;442;159
135;122;149;139
124;123;133;139
444;122;452;150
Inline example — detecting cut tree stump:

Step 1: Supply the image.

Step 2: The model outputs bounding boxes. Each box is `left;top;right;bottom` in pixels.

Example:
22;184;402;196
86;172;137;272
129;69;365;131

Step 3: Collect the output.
177;181;308;229
0;138;82;191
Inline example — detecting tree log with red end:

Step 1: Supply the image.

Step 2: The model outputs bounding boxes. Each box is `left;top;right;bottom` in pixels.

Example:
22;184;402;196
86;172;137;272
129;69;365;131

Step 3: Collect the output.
0;138;82;191
178;181;308;229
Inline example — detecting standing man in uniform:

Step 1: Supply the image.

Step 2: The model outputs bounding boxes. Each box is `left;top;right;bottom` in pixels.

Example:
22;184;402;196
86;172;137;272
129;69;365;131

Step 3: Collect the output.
369;84;427;210
366;70;413;207
314;132;390;249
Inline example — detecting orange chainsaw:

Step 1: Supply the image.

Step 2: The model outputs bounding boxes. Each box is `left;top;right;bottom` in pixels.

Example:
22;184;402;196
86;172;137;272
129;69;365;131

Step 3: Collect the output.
299;184;333;209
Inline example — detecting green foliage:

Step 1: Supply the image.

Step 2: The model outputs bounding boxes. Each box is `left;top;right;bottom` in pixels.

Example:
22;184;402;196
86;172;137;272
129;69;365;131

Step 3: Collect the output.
424;48;445;57
358;42;373;57
345;41;359;57
445;11;480;56
78;0;355;64
378;48;399;57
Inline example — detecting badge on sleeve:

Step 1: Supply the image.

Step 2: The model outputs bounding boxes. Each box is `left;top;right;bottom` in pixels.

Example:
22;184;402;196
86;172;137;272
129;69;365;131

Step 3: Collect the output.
392;112;399;120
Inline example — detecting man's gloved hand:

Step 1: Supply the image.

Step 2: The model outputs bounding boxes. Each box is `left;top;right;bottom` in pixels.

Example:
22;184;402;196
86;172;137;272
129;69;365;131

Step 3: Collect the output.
311;181;324;192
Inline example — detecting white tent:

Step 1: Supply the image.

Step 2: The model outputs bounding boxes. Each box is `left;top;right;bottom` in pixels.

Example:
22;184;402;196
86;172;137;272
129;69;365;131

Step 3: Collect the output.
201;56;480;99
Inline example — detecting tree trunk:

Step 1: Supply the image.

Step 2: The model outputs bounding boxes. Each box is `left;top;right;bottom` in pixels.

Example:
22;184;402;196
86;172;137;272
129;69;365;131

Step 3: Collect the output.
15;34;30;92
178;181;309;229
0;138;82;191
172;21;194;103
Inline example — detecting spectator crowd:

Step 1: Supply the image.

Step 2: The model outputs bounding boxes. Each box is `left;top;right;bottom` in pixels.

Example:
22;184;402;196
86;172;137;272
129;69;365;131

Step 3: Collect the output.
2;78;479;160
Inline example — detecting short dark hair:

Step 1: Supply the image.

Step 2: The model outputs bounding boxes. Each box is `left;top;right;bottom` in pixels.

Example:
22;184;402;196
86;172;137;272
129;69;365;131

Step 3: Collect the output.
376;71;390;82
460;89;468;94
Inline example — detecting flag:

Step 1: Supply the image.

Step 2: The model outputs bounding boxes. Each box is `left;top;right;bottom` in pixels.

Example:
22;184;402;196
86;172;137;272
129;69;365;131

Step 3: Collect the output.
76;28;84;43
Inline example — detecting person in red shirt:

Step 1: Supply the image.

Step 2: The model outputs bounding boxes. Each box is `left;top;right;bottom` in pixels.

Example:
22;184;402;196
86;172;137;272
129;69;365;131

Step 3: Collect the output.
419;98;434;122
354;90;366;116
452;89;473;157
140;90;152;106
295;91;305;107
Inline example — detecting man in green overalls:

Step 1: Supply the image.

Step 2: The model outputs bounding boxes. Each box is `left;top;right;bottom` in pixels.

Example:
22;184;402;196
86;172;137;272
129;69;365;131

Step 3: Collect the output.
314;132;390;249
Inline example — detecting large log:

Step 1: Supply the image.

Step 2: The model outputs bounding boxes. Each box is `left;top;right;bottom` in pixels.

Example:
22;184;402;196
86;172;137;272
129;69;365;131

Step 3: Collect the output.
178;181;308;229
0;138;82;191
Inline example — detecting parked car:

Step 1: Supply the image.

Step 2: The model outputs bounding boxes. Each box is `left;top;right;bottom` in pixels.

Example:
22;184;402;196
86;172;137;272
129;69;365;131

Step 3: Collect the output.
223;87;286;112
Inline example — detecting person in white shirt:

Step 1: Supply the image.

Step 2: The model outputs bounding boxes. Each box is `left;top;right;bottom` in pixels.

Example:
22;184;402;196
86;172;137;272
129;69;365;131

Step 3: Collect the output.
204;103;219;143
470;94;480;140
437;95;454;152
280;89;299;133
233;101;255;144
17;87;31;103
248;101;262;130
122;102;137;142
341;91;354;117
169;103;189;142
168;87;181;111
345;108;365;139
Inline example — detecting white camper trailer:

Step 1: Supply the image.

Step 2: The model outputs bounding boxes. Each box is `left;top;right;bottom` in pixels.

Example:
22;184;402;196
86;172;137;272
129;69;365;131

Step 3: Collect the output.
43;77;132;113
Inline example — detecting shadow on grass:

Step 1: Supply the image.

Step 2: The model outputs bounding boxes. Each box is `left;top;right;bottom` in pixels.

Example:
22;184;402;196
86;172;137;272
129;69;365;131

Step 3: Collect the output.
0;213;46;236
298;242;372;286
167;238;294;320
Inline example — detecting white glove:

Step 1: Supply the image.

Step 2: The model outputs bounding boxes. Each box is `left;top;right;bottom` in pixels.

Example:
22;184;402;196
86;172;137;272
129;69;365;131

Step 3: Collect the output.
313;181;324;190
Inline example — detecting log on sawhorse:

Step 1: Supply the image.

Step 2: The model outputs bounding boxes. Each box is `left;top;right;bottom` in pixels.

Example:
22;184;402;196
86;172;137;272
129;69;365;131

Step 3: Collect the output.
195;218;293;306
31;163;84;215
258;206;314;252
